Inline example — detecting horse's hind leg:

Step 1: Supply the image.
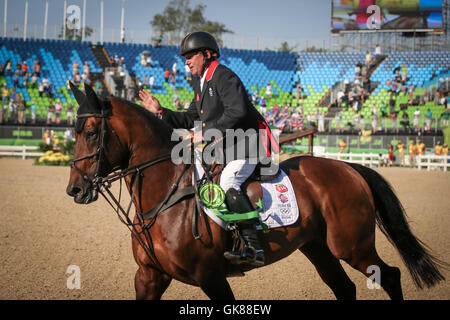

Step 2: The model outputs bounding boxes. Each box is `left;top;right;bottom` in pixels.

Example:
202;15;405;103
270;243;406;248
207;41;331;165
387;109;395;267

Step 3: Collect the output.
345;247;403;300
134;266;172;300
299;240;356;300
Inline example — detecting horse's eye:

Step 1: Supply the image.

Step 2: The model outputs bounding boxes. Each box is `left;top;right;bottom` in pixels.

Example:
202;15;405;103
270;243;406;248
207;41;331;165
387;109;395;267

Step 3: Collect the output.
86;130;98;140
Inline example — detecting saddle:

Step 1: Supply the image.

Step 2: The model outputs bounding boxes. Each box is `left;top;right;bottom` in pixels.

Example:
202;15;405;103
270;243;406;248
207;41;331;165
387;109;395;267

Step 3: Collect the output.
201;161;281;211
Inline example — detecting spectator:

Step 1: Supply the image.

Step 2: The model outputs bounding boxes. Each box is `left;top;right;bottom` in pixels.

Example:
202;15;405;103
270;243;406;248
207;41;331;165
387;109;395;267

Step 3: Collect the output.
30;101;36;124
266;83;272;99
72;60;79;77
12;71;20;88
170;71;176;90
425;108;432;131
35;61;41;77
378;153;384;167
141;54;146;67
55;100;62;124
64;128;74;143
335;111;342;133
434;141;442;155
388;144;395;167
339;139;347;153
120;27;125;43
146;54;153;67
164;68;170;83
417;140;425;156
413;108;420;131
442;144;448;156
365;51;371;67
66;102;74;126
2;85;9;108
251;87;259;106
83;61;90;77
5;59;12;75
155;32;163;47
408;84;414;103
172;61;178;76
355;62;361;77
30;72;38;89
149;75;155;91
397;141;405;166
400;112;410;131
359;114;365;131
353;112;360;130
21;61;28;76
173;91;181;110
259;96;266;110
371;114;378;132
375;44;381;56
183;100;190;111
17;99;25;124
390;111;398;133
317;112;325;132
47;100;55;124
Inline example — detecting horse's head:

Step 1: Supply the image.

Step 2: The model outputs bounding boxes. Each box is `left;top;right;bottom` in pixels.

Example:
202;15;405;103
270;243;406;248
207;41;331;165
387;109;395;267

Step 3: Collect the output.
66;82;125;204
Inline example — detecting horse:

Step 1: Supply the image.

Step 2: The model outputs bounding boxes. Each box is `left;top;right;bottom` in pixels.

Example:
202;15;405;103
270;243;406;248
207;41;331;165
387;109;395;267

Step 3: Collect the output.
66;83;446;300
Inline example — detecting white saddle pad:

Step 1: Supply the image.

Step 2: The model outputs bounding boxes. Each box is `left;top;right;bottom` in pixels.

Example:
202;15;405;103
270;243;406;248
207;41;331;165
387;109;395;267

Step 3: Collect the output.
194;164;300;230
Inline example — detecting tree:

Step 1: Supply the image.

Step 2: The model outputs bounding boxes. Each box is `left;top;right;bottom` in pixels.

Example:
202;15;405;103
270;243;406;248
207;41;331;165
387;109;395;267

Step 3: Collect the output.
301;46;327;52
278;41;297;53
150;0;233;45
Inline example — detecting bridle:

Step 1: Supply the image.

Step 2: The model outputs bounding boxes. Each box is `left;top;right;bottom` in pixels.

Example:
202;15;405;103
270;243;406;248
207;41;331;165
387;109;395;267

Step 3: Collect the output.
70;111;112;184
69;109;196;275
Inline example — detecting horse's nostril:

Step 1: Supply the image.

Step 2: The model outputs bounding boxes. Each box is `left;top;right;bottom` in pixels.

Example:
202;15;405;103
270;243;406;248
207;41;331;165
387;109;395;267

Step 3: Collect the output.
67;185;81;197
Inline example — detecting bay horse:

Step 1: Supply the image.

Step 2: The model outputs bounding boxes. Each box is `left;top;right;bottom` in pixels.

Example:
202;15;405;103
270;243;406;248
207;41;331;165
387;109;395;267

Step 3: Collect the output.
66;83;445;300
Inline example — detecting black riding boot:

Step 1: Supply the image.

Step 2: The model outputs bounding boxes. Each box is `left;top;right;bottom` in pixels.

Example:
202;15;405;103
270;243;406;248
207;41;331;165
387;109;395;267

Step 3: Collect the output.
223;188;264;267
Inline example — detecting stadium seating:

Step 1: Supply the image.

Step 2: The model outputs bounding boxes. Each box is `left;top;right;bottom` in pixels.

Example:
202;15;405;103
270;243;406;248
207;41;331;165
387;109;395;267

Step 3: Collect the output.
0;37;102;121
0;37;448;129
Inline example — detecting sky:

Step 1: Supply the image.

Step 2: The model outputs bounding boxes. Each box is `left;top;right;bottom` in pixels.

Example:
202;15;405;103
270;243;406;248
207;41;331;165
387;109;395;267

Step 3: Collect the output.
0;0;333;50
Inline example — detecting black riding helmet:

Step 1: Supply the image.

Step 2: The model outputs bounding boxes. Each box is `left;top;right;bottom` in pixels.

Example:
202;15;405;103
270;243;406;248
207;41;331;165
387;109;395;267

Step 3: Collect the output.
179;31;220;58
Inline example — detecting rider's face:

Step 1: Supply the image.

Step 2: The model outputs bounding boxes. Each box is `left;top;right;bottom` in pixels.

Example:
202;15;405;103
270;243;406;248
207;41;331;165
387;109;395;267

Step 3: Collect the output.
184;51;209;76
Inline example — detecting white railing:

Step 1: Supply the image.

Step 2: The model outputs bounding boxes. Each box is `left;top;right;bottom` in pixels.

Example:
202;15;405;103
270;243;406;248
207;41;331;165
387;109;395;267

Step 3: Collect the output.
315;151;450;171
316;152;381;167
416;155;450;171
0;146;44;159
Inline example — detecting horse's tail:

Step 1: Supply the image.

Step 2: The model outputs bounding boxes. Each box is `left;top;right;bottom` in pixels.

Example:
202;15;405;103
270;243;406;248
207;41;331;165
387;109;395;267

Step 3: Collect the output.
347;162;446;289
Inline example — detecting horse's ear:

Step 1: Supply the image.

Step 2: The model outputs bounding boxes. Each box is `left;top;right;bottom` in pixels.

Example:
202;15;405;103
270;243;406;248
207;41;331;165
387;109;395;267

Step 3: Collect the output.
69;81;86;106
84;83;101;111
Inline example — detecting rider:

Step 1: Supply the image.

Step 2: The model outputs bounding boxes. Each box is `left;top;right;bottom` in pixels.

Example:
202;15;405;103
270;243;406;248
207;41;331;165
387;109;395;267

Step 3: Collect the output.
139;31;278;267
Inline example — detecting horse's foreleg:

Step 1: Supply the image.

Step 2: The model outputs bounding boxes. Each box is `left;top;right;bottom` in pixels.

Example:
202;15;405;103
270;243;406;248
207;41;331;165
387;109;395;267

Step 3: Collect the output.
299;240;356;300
134;266;172;300
195;263;235;300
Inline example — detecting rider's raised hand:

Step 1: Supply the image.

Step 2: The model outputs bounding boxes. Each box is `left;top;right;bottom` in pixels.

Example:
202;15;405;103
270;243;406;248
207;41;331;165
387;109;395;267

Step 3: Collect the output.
139;89;162;115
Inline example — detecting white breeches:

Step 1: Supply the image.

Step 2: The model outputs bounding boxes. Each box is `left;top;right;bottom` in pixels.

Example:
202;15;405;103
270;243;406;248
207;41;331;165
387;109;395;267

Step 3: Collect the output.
219;159;257;193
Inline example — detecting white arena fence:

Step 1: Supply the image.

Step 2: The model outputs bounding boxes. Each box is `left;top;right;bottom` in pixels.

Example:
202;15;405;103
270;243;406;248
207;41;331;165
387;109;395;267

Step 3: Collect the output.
315;151;450;171
0;145;44;159
1;146;449;171
416;155;450;171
